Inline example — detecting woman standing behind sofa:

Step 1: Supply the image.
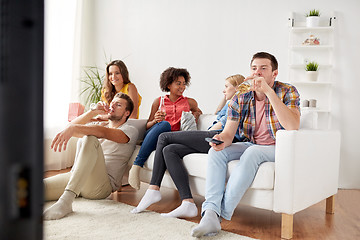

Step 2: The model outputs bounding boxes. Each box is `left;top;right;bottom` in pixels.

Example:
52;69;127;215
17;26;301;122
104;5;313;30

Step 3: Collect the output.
128;67;202;190
130;74;246;218
101;60;142;119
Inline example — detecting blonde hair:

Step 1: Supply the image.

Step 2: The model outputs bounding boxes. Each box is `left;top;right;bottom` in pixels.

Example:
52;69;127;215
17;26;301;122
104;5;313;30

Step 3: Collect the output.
225;74;245;87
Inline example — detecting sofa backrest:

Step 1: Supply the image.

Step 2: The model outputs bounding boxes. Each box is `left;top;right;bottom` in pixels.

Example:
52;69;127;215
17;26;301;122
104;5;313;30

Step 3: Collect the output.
197;114;217;131
127;110;317;142
127;119;147;141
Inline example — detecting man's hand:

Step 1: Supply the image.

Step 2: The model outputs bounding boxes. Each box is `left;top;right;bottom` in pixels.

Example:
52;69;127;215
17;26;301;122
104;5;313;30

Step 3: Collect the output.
51;125;74;152
209;134;226;151
96;101;110;113
253;76;272;94
244;76;272;95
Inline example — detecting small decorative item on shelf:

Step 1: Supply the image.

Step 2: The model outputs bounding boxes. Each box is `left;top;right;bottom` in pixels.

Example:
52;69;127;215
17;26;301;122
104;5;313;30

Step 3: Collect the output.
305;61;319;81
309;99;317;108
302;34;320;45
302;99;317;108
305;9;320;27
302;99;309;107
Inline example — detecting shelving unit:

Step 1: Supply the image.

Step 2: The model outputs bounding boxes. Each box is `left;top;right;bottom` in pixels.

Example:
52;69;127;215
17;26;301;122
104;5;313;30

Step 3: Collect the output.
287;12;337;129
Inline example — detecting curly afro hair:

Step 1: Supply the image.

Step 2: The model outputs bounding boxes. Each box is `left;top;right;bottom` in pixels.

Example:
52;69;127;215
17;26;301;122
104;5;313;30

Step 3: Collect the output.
159;67;191;92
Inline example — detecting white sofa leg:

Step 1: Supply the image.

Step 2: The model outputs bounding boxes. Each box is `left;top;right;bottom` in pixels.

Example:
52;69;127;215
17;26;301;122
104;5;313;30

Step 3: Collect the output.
281;213;293;239
326;195;335;214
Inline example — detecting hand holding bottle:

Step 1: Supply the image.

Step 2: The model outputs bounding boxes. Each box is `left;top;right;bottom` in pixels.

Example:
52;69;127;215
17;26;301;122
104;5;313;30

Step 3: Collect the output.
154;96;166;122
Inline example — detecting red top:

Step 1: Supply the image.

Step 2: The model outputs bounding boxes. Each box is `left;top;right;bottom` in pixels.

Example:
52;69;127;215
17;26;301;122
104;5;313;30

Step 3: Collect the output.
160;95;190;131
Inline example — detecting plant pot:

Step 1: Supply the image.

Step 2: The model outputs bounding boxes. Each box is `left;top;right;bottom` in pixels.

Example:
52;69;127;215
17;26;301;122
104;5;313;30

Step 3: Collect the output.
306;16;320;27
306;71;319;82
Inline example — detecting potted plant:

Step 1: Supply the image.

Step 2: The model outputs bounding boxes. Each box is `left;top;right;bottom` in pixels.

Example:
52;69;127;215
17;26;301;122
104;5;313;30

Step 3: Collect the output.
305;61;319;81
80;65;105;109
79;54;112;109
306;9;320;27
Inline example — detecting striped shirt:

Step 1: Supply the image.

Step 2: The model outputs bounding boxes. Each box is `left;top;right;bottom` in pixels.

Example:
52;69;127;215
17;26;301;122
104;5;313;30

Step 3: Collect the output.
227;81;300;143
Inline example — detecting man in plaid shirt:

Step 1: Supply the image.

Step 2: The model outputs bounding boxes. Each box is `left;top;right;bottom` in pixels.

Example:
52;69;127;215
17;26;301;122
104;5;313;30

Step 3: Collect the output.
192;52;300;237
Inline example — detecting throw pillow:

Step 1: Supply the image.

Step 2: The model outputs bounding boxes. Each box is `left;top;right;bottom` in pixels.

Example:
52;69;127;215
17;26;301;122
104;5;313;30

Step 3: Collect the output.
180;111;197;131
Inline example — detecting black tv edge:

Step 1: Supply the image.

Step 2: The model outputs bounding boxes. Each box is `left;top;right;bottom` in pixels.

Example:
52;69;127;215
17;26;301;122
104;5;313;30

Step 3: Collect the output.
0;0;44;239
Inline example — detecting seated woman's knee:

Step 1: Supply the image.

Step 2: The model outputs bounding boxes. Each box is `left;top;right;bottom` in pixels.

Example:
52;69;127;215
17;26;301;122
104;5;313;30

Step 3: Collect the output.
157;120;171;130
158;131;172;144
162;144;178;157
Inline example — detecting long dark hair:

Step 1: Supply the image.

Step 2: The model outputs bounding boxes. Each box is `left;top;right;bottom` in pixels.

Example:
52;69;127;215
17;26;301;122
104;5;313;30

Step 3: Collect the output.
102;60;131;103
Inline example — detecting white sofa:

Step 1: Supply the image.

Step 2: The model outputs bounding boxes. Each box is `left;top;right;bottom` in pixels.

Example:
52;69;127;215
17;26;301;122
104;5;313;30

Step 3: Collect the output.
126;112;341;239
45;112;340;239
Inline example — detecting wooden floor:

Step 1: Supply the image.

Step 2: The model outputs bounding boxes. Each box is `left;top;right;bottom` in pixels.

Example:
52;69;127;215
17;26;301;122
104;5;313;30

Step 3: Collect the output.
45;169;360;240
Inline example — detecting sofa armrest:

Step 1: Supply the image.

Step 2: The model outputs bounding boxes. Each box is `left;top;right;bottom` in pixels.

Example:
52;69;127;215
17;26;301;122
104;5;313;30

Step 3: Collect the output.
273;129;341;214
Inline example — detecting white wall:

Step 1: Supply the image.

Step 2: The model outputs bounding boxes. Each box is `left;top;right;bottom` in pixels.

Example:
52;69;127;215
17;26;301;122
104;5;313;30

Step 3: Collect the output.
73;0;360;188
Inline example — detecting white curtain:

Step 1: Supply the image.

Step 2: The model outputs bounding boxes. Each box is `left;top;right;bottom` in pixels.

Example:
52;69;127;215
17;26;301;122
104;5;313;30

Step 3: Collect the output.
44;0;84;170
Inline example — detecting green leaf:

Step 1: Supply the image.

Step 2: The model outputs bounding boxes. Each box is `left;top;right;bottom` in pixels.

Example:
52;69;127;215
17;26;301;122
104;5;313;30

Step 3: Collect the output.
306;9;320;17
305;61;319;71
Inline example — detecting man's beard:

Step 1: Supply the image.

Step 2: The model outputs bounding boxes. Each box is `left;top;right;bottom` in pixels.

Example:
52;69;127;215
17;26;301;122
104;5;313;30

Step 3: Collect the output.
108;112;124;122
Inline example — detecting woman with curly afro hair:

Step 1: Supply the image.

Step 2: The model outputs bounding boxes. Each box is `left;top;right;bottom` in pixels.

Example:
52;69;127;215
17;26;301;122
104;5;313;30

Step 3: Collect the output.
128;67;202;190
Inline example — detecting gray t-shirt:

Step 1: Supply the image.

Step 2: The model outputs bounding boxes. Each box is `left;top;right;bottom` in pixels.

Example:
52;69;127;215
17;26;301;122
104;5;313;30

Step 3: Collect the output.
99;122;138;191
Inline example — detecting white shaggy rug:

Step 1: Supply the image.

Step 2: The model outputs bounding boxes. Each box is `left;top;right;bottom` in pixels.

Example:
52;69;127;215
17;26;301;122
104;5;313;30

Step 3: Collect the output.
44;198;257;240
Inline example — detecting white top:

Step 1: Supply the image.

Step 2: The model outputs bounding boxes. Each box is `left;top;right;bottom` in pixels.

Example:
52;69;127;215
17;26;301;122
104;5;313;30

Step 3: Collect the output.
99;122;138;191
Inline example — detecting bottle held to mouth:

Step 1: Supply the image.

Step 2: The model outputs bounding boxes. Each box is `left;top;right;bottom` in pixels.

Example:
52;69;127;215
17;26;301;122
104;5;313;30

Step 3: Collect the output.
237;79;252;94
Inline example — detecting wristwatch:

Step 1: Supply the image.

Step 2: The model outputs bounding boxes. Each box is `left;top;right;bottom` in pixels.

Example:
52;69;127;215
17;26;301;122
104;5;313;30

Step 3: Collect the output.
90;103;97;111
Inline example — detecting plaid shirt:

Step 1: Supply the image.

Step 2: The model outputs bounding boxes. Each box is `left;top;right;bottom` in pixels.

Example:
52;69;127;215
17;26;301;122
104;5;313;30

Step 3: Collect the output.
227;81;300;143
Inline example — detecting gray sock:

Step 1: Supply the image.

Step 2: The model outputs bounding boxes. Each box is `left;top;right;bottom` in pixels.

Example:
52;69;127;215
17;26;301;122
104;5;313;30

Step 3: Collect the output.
191;210;221;237
43;190;76;220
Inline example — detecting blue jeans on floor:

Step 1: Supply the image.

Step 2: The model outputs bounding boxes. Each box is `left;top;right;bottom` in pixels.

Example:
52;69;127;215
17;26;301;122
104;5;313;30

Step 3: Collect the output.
133;121;172;167
201;142;275;220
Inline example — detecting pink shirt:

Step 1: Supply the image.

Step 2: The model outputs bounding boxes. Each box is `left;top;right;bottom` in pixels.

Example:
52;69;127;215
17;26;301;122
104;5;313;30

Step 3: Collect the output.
161;95;190;131
253;99;276;145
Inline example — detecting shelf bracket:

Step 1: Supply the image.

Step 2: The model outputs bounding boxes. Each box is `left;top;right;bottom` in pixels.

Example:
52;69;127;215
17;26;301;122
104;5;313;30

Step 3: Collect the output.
329;11;337;26
288;12;295;27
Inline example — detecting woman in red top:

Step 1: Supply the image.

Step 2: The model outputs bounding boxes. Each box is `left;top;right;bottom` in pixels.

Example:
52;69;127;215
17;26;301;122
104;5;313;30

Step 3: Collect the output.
129;67;202;190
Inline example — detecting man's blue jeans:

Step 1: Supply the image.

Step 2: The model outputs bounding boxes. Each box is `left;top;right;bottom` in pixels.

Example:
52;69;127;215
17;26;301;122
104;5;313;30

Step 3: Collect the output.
202;142;275;220
133;121;171;167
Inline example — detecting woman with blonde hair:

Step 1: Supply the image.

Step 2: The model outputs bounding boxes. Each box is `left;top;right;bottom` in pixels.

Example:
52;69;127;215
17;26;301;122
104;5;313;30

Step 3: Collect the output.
214;74;245;115
101;60;142;119
131;74;248;219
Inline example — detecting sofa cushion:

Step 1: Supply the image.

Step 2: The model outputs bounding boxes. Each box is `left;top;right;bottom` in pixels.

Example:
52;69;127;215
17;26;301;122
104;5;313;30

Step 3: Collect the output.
144;152;275;190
